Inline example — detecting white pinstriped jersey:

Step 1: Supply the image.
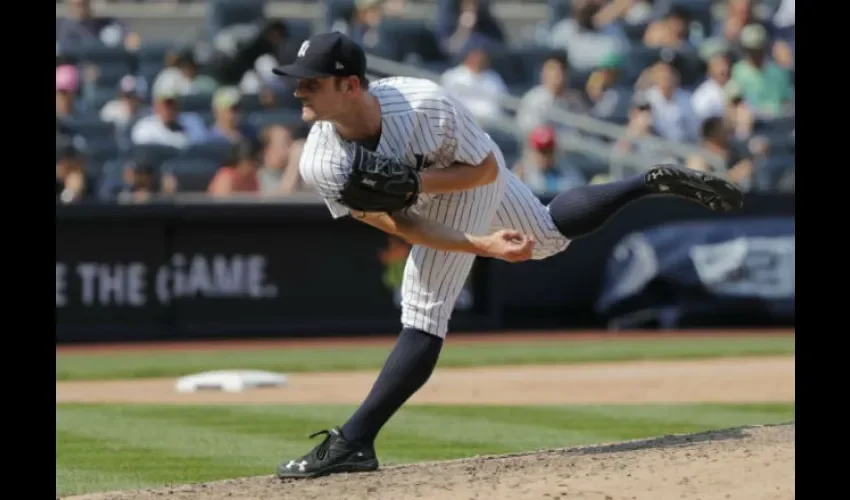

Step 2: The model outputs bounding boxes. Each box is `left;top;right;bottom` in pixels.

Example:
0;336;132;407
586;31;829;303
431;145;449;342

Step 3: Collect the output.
300;76;569;338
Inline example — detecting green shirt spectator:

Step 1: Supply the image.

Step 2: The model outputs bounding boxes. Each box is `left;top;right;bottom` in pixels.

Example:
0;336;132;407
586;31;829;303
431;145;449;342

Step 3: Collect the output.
731;24;792;117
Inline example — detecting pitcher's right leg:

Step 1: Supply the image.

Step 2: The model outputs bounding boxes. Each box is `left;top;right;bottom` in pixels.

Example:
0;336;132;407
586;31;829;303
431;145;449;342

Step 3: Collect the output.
493;165;744;261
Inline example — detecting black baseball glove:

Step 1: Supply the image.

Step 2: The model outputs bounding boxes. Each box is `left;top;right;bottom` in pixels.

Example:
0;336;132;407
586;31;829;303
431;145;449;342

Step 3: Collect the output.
338;144;422;213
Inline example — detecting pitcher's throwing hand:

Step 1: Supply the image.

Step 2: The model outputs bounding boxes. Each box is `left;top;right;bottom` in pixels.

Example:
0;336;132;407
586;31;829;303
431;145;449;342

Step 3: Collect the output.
480;230;535;262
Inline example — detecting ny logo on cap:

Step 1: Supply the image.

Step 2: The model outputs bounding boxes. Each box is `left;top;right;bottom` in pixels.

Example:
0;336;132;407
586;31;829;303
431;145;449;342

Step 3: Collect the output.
297;41;310;58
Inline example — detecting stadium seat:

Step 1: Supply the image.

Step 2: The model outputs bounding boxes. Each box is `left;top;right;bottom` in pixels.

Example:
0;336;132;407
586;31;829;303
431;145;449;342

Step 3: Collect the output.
369;20;447;64
670;0;715;26
622;21;651;42
622;45;665;84
101;159;127;177
130;144;182;169
60;43;134;69
91;63;130;88
182;141;233;163
422;60;451;75
325;0;356;32
756;116;795;135
238;93;265;113
752;116;795;155
605;88;634;125
263;86;303;110
672;50;705;88
568;152;610;179
208;0;266;36
135;42;174;78
249;109;303;129
178;93;214;112
59;117;115;139
485;128;520;161
197;111;215;127
404;23;447;63
760;131;795;155
285;19;313;45
621;45;705;88
136;42;173;63
163;157;222;192
85;135;121;158
567;69;593;93
548;1;572;26
488;49;528;88
96;160;129;201
84;85;117;112
753;154;795;192
83;142;121;178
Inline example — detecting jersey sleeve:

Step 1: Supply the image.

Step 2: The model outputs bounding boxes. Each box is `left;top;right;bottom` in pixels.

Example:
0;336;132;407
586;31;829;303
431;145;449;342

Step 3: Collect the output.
298;125;352;219
438;94;494;166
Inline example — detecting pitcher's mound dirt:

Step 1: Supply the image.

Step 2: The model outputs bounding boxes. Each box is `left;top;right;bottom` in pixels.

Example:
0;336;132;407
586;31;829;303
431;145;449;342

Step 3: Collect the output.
66;424;794;500
56;357;795;405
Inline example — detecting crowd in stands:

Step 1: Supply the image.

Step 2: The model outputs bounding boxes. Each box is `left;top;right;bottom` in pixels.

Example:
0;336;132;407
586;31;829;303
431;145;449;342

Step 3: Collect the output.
56;0;795;204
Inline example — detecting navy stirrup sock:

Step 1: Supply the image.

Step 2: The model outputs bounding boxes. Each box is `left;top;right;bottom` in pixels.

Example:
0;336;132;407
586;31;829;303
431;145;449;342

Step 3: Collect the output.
341;328;443;444
548;173;652;239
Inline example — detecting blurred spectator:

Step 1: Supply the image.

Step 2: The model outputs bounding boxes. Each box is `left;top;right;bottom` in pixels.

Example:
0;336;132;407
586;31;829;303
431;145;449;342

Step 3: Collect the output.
113;160;160;204
208;140;261;197
712;0;759;49
722;81;756;141
153;48;219;97
517;51;590;134
330;0;386;49
643;6;691;49
239;53;283;94
130;84;207;148
257;125;301;195
56;0;140;50
592;0;659;28
512;126;586;195
586;51;627;120
730;24;792;118
56;65;83;118
549;0;624;72
686;116;753;188
56;141;93;204
100;75;145;127
614;92;666;157
204;87;259;144
691;50;732;122
644;61;700;143
771;0;794;69
258;85;299;110
207;19;296;88
283;139;308;192
441;43;507;122
436;0;507;56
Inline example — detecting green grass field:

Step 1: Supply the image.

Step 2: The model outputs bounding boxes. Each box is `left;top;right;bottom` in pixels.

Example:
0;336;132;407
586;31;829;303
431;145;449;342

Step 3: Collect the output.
56;403;795;497
56;334;795;497
56;335;795;381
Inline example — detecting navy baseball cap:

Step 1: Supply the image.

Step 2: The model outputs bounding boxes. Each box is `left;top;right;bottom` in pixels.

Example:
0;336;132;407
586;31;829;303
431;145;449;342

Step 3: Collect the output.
273;32;367;79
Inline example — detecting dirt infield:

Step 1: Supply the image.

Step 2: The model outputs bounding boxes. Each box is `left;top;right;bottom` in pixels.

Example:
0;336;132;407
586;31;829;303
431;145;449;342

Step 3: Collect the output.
56;356;795;405
58;333;795;499
67;424;794;500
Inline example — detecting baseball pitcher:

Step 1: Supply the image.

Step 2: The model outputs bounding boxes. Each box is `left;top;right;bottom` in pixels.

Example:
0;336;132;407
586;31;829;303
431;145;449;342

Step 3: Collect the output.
273;32;743;479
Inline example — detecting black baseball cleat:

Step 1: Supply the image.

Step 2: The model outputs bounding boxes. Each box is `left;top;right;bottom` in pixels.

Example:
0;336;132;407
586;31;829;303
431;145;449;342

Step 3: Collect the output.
276;427;379;479
645;165;744;212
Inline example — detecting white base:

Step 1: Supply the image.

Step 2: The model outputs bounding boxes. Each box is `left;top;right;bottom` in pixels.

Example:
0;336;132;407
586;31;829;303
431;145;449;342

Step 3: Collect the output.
175;370;288;393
